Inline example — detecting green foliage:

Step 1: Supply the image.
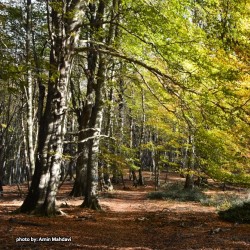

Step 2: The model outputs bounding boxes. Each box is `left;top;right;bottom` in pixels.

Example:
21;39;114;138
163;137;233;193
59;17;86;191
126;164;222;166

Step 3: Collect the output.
219;202;250;224
108;0;250;189
201;192;249;211
0;0;249;193
130;163;140;171
148;182;250;218
99;143;140;174
147;182;206;202
195;127;250;186
48;1;63;14
100;151;129;172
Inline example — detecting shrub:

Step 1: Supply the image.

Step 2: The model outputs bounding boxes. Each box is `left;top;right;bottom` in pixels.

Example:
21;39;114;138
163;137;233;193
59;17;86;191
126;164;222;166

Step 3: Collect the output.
218;202;250;223
200;193;245;210
147;182;206;202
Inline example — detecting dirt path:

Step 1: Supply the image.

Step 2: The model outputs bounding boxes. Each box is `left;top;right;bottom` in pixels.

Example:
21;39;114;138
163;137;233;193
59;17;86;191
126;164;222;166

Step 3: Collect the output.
0;182;249;249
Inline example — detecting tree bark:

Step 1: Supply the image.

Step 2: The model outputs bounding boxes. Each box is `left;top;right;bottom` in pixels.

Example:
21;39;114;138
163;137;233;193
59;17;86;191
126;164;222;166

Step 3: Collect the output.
184;135;195;190
138;88;145;186
19;0;85;216
70;125;88;197
82;51;106;209
25;0;36;177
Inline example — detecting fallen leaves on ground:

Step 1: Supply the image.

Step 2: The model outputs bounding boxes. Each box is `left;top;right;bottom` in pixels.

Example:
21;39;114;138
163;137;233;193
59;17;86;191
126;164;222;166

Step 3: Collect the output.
0;176;249;249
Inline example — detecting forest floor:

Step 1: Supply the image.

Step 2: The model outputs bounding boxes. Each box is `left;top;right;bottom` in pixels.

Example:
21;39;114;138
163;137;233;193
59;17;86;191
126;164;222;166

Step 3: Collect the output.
0;173;249;250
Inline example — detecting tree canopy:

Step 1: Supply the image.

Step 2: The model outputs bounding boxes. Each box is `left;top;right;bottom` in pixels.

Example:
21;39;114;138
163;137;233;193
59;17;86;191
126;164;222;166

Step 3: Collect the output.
0;0;249;215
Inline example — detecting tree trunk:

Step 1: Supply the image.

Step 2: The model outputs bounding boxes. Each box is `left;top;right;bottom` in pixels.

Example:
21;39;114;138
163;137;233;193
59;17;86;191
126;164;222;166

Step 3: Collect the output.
184;173;194;189
25;0;35;177
80;2;108;210
82;123;102;210
184;135;195;190
70;126;88;197
82;50;105;209
138;88;145;186
19;0;85;216
104;88;114;189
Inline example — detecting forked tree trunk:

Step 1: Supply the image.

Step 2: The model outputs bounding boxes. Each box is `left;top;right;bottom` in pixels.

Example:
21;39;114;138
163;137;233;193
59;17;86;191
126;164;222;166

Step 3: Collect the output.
19;0;85;216
78;1;108;210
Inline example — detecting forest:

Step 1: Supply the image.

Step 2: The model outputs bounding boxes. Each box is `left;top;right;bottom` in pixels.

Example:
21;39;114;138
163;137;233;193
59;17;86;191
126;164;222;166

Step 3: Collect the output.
0;0;249;249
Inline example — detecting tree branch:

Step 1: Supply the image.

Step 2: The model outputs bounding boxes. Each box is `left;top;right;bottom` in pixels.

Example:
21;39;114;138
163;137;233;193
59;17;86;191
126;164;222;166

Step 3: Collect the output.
64;134;116;144
76;42;184;90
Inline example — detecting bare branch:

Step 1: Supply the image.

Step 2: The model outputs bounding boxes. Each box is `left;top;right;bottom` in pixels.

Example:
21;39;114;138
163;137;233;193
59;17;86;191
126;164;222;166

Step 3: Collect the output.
64;134;116;144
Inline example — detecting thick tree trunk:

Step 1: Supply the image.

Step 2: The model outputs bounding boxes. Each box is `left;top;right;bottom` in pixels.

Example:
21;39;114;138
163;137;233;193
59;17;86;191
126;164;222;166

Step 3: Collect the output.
82;122;102;210
184;173;194;189
82;50;105;209
19;62;70;215
19;0;84;216
79;2;107;210
70;127;88;197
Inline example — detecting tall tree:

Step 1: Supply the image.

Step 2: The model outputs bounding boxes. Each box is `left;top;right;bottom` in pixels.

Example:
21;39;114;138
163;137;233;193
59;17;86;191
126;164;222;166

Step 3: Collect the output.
25;0;35;177
19;0;87;216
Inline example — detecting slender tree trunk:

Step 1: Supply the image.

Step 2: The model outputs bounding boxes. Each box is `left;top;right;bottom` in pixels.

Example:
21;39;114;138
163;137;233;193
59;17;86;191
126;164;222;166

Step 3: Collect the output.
138;88;145;186
70;1;106;198
129;109;137;183
25;0;35;177
101;86;114;190
184;135;195;189
113;75;126;184
21;114;30;187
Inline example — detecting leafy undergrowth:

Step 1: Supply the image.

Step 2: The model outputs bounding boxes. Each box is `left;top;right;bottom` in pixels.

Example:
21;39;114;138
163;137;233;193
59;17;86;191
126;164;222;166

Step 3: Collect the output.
201;191;250;211
0;176;250;249
219;202;250;224
148;182;250;214
147;182;206;202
